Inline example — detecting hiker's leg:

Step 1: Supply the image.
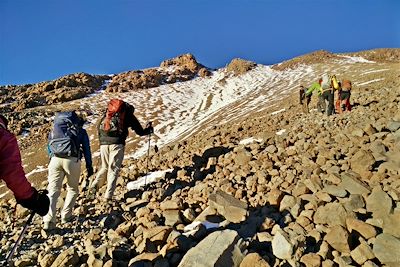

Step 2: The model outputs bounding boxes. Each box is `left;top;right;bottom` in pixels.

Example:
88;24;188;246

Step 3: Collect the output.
43;157;65;224
317;96;324;113
61;158;81;221
326;91;334;116
91;145;110;189
104;144;125;200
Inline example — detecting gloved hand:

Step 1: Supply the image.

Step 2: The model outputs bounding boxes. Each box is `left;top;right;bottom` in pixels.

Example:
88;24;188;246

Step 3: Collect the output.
87;166;94;178
17;188;50;216
146;122;154;134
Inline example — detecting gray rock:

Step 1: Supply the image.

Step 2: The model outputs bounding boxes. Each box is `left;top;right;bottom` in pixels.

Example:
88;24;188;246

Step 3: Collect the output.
346;218;377;239
366;186;393;219
163;210;182;226
350;242;374;265
178;229;245;267
324;225;350;253
343;194;365;212
209;190;248;223
272;230;294;260
387;121;400;132
323;185;347;198
339;172;370;195
239;252;270;267
350;150;375;177
383;211;400;238
314;203;352;227
50;248;79;267
373;233;400;265
160;199;184;210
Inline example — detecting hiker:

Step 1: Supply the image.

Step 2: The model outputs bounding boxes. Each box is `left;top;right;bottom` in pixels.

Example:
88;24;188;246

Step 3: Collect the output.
299;85;311;113
304;81;325;112
306;74;338;115
338;79;352;112
0;115;50;216
43;111;93;230
89;99;154;201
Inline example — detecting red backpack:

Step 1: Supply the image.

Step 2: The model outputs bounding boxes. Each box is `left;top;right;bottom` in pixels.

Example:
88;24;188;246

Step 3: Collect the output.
101;99;127;136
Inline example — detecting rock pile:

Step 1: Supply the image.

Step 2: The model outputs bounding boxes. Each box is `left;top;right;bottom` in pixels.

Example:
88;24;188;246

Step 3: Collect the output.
346;48;400;63
226;58;256;76
272;50;339;71
0;73;109;111
106;54;211;93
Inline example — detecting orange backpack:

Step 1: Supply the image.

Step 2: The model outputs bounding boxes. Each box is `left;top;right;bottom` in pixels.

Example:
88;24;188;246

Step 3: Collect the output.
101;99;126;135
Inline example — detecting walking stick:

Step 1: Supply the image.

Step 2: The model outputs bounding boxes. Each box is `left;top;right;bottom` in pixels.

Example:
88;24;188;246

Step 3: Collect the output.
145;127;152;187
5;212;35;265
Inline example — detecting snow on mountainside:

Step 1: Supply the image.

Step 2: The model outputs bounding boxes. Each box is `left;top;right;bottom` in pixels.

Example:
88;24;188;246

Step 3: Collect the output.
0;52;396;196
1;49;400;266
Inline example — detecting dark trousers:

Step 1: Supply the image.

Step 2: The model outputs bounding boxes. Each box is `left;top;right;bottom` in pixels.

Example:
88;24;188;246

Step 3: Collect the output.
321;90;334;115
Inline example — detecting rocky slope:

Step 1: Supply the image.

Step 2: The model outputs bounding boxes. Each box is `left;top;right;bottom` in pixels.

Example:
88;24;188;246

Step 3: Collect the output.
106;54;211;93
0;49;399;267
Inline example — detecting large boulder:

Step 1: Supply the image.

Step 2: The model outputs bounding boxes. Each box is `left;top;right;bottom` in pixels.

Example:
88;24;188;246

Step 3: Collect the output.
209;190;248;223
314;203;353;227
50;248;79;267
373;233;400;265
271;230;294;260
178;230;245;267
226;58;256;75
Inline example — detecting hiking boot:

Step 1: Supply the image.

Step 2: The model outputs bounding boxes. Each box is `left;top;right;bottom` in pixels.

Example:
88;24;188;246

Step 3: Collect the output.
43;221;56;231
87;187;96;200
61;215;76;224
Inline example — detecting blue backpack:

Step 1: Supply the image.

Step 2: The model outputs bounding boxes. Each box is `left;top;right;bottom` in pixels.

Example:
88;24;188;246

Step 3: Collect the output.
48;111;80;158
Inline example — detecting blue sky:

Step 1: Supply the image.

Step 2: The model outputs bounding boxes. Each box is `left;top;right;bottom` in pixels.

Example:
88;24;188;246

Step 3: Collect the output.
0;0;399;85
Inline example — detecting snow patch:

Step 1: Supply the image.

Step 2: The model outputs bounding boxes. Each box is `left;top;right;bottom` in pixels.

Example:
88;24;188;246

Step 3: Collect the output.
183;221;221;236
271;108;286;115
26;166;47;177
239;137;263;145
127;169;173;191
339;55;375;64
361;69;390;75
355;78;384;87
276;129;286;136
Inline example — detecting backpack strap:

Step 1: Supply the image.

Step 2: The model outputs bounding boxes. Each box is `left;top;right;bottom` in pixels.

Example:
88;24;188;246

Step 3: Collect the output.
0;121;6;130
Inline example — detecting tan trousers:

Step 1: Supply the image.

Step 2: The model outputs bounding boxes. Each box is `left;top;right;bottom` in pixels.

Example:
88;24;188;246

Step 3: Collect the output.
44;156;81;224
91;144;125;200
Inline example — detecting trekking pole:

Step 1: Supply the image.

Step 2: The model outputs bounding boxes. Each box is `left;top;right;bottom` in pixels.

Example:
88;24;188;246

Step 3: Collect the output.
144;122;153;187
5;212;35;265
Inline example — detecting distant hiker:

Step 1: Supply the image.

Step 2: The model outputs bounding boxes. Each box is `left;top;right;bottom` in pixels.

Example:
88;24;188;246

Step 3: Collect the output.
338;79;352;113
305;81;325;112
43;111;93;230
89;99;154;202
306;74;339;115
0;114;50;216
299;85;311;113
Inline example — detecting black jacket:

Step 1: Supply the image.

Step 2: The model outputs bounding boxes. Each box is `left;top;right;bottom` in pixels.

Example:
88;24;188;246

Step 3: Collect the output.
98;104;151;145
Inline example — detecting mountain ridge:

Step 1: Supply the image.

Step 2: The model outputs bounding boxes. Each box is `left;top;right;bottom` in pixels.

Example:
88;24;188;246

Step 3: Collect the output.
0;48;399;266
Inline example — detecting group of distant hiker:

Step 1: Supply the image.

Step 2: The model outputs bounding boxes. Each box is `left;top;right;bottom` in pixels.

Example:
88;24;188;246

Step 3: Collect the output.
0;99;153;231
299;73;352;115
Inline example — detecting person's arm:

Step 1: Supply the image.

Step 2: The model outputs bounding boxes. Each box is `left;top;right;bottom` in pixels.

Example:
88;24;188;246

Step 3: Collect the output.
126;105;153;136
305;83;320;96
0;131;34;200
80;129;93;176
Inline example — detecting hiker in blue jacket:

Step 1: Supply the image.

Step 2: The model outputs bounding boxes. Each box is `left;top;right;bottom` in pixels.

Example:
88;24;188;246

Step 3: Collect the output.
43;111;93;230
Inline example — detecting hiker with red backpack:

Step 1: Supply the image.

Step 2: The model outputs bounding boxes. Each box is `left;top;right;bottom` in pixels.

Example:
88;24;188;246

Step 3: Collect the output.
337;79;352;113
0;114;50;216
43;111;93;230
89;99;154;202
